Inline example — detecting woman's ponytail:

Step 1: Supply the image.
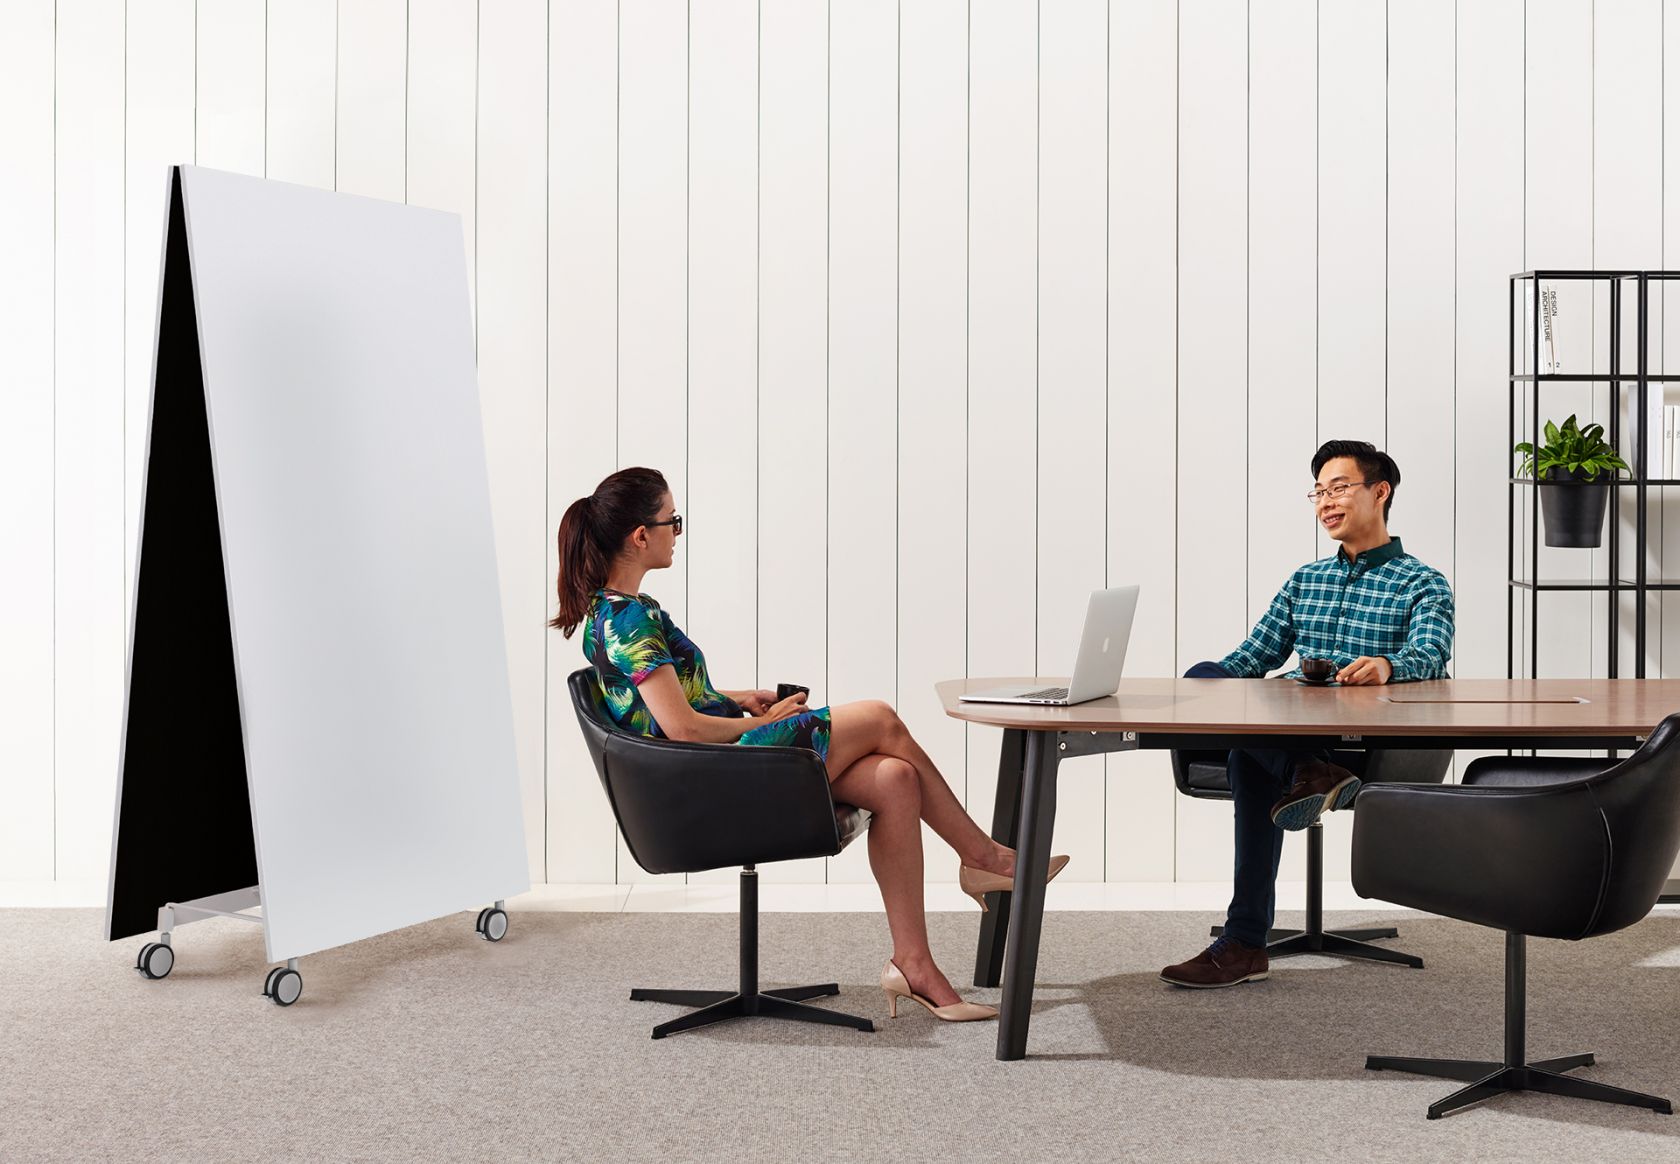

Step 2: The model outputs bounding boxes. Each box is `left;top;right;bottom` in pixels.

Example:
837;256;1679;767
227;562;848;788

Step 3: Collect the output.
551;467;669;636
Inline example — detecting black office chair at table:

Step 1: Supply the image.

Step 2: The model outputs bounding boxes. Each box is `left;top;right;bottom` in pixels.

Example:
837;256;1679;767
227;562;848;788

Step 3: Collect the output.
1352;715;1680;1119
567;668;875;1040
1171;746;1449;966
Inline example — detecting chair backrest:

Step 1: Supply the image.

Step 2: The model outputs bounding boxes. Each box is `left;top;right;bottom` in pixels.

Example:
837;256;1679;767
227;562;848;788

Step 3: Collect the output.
1169;746;1450;800
566;668;845;875
1578;713;1680;936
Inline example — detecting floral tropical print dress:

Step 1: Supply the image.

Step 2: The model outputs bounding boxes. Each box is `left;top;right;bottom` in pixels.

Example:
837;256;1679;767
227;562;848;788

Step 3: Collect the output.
583;589;833;761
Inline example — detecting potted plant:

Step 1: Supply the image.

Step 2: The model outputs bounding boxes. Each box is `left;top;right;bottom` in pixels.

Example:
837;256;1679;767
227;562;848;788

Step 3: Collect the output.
1513;414;1631;548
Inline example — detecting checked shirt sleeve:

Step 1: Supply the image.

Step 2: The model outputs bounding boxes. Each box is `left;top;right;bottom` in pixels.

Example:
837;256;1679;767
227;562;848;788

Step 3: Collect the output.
1385;571;1455;682
1219;580;1296;679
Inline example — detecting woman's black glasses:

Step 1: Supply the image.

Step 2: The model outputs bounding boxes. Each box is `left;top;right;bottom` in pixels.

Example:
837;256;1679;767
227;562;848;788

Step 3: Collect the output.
646;514;683;535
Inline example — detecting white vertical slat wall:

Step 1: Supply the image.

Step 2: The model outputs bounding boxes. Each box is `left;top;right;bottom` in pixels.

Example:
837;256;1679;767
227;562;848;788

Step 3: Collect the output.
898;0;971;882
1037;0;1109;872
476;0;548;881
1105;0;1177;883
54;1;126;885
966;0;1038;871
15;1;1680;891
827;0;901;884
0;0;57;882
683;0;763;887
546;1;620;884
1243;0;1320;884
756;0;831;884
1173;0;1247;879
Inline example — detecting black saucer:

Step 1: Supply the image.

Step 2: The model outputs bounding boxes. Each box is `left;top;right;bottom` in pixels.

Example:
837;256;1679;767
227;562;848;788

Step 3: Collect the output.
1295;675;1336;686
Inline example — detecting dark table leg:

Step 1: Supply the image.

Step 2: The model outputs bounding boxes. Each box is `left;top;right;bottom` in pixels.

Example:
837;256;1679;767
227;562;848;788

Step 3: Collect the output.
974;728;1027;988
996;729;1059;1061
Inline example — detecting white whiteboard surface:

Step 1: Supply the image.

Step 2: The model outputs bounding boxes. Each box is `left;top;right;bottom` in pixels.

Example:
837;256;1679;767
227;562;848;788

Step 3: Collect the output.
180;166;528;961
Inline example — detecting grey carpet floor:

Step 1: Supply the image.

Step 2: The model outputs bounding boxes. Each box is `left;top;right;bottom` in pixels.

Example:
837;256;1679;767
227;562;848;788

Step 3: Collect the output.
5;907;1680;1163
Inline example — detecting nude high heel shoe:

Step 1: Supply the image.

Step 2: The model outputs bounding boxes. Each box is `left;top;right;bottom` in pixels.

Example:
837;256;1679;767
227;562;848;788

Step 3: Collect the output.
880;960;998;1023
958;854;1071;912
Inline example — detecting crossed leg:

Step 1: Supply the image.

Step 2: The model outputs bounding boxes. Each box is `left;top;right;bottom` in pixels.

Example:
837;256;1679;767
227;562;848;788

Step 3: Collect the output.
825;700;1014;1009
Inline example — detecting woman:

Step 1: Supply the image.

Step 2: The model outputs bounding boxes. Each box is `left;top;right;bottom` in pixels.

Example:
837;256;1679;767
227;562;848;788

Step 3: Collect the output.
553;467;1068;1022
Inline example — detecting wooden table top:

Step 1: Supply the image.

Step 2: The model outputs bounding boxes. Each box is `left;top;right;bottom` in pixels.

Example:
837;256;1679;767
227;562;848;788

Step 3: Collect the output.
935;677;1680;738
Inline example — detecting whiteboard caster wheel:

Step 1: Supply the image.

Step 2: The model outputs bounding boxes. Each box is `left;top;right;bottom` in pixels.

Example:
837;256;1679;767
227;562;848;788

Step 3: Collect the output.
264;968;303;1007
137;942;174;980
476;907;508;942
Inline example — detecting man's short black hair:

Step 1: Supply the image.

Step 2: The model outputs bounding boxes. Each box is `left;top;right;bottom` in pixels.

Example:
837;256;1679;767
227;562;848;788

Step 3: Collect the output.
1312;439;1400;520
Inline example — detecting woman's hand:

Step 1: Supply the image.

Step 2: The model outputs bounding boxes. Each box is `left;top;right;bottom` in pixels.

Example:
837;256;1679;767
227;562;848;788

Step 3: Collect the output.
734;688;778;715
750;691;808;728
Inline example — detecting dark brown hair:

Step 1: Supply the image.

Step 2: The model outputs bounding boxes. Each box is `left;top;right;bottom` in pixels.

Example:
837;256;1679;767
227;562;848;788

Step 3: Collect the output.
551;467;670;637
1312;439;1400;520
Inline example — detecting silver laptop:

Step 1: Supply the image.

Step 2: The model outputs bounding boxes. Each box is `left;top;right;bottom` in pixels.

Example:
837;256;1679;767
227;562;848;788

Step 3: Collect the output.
959;586;1140;706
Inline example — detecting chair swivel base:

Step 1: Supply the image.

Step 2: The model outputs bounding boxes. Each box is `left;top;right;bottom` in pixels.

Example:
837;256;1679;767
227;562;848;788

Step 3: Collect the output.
1210;924;1424;968
631;983;875;1040
1367;1052;1673;1119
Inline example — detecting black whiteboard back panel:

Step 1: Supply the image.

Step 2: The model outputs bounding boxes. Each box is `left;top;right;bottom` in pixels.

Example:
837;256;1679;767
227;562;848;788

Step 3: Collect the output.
107;169;257;941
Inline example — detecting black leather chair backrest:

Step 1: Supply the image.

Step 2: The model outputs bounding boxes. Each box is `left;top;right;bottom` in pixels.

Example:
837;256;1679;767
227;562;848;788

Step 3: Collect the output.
1353;715;1680;940
1170;746;1450;800
567;668;845;875
1576;714;1680;935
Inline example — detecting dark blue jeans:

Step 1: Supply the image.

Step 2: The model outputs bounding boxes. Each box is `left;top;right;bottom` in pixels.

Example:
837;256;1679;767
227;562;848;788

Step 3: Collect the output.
1183;661;1328;948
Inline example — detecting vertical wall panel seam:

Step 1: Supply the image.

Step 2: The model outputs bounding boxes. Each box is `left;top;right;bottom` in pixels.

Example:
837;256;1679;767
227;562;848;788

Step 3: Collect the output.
756;0;762;695
52;0;59;879
824;0;832;883
1172;0;1180;873
545;0;553;882
1102;0;1110;880
825;1;831;875
684;1;691;885
614;0;621;882
964;0;971;803
755;0;762;694
404;0;409;203
339;0;346;190
264;0;270;177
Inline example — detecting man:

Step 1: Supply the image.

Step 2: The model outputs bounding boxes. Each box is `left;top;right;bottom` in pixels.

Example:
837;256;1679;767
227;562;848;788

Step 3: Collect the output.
1159;439;1454;989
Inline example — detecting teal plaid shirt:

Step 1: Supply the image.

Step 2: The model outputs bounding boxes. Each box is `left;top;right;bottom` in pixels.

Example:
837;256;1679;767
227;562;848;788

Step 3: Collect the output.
1219;537;1454;682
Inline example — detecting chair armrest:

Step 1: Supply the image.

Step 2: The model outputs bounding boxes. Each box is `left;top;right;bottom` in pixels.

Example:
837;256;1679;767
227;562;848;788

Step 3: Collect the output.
1351;782;1609;940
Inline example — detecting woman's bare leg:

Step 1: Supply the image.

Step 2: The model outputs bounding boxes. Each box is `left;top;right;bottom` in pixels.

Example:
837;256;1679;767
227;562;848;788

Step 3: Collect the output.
830;752;964;1008
825;700;1014;878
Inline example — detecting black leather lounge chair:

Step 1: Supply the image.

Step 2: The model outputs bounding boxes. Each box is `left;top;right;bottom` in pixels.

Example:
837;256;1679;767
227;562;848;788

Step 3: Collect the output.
1352;716;1680;1119
567;668;875;1040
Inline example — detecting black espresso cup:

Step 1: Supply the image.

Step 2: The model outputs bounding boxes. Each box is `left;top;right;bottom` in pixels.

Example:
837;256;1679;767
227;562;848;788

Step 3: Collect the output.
1300;658;1336;683
776;683;810;703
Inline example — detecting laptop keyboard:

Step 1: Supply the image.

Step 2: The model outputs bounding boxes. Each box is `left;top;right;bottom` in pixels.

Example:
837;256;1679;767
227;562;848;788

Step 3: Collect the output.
1023;687;1068;701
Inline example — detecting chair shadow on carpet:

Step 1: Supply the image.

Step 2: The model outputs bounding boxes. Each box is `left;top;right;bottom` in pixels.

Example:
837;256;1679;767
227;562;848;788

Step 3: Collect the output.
1020;911;1680;1131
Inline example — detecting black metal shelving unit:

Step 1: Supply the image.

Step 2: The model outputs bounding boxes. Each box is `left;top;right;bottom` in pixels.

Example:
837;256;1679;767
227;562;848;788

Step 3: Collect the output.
1506;270;1669;681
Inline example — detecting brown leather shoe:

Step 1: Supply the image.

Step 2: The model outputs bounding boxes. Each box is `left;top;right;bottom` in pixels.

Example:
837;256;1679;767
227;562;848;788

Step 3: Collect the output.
1160;935;1270;989
1269;759;1362;831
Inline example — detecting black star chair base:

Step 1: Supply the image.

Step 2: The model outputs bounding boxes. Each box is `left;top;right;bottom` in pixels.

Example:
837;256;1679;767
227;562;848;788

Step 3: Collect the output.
1171;746;1449;967
1354;732;1680;1119
569;669;875;1040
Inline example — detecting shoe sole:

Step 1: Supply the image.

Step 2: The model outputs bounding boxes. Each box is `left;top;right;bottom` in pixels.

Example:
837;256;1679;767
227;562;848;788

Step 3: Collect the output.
1271;777;1361;831
1158;970;1271;989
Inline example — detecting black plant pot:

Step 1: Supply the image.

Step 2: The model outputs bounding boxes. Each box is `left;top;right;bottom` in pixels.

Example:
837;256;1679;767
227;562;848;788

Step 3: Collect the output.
1540;467;1611;548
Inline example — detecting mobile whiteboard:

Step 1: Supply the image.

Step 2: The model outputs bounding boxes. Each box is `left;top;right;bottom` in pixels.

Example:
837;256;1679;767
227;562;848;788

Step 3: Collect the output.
107;166;529;966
